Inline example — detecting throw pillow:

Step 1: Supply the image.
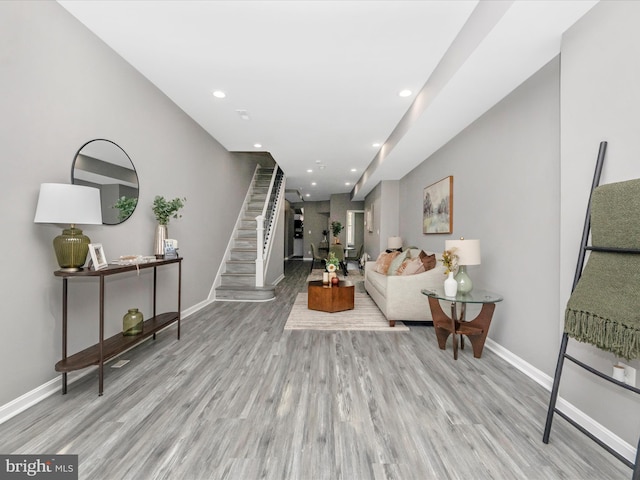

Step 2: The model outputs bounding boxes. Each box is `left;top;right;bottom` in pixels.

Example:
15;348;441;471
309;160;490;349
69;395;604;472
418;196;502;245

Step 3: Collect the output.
387;249;411;276
374;252;388;274
374;251;400;275
399;257;426;276
419;250;437;271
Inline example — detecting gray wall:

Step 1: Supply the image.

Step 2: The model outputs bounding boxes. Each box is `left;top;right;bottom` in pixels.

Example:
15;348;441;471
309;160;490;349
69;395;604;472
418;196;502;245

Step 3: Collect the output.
398;56;561;371
293;201;328;259
0;1;259;406
295;195;363;260
388;0;640;450
329;193;364;247
364;180;401;259
559;0;640;447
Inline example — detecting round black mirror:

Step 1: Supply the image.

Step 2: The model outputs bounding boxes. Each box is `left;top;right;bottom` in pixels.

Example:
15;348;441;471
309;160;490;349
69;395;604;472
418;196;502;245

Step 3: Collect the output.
71;139;139;225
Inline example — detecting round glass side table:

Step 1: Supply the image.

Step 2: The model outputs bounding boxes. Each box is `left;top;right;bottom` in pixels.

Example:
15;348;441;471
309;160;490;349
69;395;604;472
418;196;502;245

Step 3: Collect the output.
421;288;503;360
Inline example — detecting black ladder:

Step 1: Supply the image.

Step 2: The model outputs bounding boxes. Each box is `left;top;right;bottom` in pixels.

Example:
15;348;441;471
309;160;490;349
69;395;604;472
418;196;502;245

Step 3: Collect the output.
542;141;640;480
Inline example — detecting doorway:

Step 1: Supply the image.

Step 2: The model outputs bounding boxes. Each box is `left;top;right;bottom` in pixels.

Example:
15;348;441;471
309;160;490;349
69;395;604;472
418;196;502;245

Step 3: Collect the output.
346;209;364;251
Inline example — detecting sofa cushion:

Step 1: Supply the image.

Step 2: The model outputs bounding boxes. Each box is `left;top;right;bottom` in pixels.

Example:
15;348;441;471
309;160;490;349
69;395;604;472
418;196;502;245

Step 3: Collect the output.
375;251;400;275
387;249;411;276
419;250;437;271
398;257;426;275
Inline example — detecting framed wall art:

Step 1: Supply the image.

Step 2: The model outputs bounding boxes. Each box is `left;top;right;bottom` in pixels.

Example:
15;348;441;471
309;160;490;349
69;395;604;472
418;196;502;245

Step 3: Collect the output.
423;176;453;234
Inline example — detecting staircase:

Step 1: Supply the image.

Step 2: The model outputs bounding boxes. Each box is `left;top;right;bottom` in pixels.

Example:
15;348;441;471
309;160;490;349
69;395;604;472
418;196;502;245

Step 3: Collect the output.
215;167;279;301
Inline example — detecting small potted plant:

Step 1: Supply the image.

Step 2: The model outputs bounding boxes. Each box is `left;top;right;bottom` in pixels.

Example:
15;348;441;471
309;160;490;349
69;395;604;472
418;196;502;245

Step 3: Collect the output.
330;220;343;244
152;196;186;257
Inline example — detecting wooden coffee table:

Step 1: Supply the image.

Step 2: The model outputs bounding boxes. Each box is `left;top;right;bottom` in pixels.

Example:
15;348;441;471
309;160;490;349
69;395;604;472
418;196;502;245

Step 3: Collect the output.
307;280;354;313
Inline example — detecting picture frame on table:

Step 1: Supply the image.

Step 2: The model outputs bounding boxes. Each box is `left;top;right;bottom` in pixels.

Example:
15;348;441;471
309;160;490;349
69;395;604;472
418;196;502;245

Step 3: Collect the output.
164;239;178;259
88;243;108;270
423;176;453;234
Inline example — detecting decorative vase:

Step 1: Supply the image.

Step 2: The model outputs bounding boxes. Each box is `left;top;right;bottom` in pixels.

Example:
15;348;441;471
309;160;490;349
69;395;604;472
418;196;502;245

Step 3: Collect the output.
333;236;340;244
123;308;143;336
331;275;339;285
455;265;473;293
53;226;92;272
154;224;167;259
322;272;329;285
444;272;458;297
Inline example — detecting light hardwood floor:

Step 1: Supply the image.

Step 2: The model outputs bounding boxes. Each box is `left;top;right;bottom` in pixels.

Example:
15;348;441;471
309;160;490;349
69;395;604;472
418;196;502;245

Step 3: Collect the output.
0;260;631;479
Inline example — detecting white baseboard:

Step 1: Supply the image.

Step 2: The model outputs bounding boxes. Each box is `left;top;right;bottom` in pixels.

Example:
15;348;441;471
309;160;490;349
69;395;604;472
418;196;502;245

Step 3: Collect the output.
0;305;207;426
485;338;637;463
0;369;94;425
182;298;214;318
214;297;276;303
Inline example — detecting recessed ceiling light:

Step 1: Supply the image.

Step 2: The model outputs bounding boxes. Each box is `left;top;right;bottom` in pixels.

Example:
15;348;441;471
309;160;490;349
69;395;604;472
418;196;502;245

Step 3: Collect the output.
305;193;310;197
307;169;313;173
345;182;351;186
311;182;317;186
350;168;357;172
253;143;262;148
212;90;226;98
399;89;412;97
372;143;381;148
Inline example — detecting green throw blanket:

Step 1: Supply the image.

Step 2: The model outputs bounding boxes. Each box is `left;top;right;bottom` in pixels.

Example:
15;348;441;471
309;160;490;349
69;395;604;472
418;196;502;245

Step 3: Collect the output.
564;178;640;360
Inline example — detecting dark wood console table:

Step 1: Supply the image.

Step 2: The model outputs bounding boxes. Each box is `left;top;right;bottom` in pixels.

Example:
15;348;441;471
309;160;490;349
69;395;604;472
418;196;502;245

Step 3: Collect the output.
54;257;182;396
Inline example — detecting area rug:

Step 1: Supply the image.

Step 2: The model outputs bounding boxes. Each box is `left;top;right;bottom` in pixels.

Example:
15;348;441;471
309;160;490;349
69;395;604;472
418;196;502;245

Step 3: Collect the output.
284;291;409;331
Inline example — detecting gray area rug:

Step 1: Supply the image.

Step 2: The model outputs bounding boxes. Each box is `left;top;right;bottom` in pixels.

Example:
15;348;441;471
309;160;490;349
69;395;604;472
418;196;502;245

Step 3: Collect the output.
284;269;409;331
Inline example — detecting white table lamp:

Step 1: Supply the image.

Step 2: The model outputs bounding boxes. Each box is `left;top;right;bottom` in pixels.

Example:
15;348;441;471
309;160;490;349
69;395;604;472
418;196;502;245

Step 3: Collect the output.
387;236;403;251
445;237;480;293
34;183;103;271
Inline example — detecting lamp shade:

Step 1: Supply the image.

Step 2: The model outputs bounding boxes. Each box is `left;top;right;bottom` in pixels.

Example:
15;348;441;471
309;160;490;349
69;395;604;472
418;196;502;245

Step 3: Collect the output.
445;238;481;265
34;183;102;271
387;236;403;250
34;183;102;225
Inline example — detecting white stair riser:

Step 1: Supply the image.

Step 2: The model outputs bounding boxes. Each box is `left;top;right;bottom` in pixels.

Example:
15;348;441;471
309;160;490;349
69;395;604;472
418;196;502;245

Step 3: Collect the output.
221;275;255;287
226;263;256;274
230;250;256;261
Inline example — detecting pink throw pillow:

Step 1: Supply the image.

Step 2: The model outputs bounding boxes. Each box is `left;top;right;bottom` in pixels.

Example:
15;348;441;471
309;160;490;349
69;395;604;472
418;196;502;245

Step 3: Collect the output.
399;257;426;276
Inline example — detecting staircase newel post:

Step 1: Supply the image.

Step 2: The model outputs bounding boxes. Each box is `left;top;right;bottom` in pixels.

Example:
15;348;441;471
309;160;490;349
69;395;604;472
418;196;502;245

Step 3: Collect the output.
255;214;265;287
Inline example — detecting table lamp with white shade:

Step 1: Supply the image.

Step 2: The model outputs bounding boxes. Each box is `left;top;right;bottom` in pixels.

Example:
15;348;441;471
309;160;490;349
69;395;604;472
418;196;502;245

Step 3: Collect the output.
34;183;103;271
387;236;403;251
445;237;481;293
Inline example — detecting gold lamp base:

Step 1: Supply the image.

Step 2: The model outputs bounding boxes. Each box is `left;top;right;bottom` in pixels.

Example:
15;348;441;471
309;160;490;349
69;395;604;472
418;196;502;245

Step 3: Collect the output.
53;225;90;271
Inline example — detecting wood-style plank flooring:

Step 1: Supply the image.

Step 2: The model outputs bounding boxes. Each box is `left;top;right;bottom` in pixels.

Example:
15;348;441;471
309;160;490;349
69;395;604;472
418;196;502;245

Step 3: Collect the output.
0;260;631;479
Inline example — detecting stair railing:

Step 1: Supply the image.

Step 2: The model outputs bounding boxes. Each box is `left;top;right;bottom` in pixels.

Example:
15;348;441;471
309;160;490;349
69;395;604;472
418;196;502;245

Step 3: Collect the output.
255;166;284;287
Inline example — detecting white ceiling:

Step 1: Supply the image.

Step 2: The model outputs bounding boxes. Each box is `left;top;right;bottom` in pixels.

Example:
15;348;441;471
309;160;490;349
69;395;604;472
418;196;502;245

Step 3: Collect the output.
58;0;597;202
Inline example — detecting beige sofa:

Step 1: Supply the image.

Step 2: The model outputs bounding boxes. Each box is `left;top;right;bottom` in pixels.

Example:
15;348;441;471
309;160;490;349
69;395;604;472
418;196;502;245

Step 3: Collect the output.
364;251;446;327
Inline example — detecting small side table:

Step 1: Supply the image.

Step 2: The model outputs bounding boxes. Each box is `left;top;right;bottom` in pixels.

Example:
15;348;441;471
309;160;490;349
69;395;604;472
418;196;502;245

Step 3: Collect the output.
421;288;503;360
308;280;354;313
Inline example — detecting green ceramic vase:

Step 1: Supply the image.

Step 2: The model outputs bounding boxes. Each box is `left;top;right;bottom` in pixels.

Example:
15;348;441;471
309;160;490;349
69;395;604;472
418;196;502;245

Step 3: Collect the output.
123;308;143;336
